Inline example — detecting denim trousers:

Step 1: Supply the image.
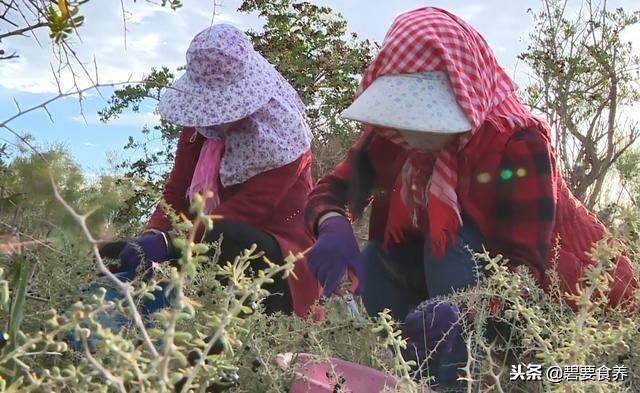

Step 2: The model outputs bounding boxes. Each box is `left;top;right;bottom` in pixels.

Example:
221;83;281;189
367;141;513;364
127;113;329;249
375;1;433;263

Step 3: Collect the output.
360;221;485;391
67;270;171;352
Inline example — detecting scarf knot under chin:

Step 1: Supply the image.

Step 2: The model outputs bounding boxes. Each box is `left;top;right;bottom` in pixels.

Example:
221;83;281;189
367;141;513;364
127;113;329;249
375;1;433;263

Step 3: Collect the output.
382;144;461;259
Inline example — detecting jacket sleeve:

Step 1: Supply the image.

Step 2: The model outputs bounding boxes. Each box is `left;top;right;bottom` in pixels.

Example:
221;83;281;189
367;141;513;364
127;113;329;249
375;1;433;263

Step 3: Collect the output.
304;130;374;237
490;128;556;283
145;128;201;232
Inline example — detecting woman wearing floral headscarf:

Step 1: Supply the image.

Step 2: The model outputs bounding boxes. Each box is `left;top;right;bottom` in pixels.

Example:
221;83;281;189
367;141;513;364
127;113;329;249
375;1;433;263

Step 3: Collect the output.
304;7;637;389
102;24;320;318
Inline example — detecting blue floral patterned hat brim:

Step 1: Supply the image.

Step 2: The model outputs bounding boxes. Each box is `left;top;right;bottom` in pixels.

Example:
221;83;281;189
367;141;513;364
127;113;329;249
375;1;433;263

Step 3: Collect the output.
341;71;472;134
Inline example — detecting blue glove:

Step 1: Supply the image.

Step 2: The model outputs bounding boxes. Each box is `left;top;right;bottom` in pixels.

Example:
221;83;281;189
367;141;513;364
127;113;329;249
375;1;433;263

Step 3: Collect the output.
402;298;460;365
307;215;365;297
118;233;168;273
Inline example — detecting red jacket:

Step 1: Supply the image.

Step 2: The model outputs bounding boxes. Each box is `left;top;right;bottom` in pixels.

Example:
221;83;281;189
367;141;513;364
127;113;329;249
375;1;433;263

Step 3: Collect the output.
147;128;320;317
306;123;637;310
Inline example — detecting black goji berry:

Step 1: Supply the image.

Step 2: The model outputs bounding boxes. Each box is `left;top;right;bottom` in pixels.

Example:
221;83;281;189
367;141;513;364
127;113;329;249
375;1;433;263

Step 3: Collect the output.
0;332;9;350
173;376;188;393
187;350;200;366
204;335;225;355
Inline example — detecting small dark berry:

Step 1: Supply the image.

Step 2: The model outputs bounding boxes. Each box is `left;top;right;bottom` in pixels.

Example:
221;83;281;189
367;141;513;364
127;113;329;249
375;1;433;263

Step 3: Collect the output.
173;376;188;393
0;332;9;350
205;335;225;355
238;301;257;318
251;358;262;372
187;350;200;366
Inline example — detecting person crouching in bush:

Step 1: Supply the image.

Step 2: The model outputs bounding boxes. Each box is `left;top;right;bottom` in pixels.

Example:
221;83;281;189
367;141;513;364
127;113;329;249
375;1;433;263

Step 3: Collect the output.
102;24;320;319
303;7;637;390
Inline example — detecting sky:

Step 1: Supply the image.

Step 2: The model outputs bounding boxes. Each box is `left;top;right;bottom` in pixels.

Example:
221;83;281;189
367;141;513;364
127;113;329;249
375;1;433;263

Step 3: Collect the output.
1;0;639;176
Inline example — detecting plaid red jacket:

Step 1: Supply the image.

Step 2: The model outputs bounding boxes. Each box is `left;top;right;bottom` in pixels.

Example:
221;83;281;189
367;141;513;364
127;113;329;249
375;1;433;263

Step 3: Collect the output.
305;122;637;310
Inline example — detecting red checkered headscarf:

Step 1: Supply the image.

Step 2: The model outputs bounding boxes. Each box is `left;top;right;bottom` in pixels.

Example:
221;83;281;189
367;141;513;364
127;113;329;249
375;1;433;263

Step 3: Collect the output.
358;7;541;256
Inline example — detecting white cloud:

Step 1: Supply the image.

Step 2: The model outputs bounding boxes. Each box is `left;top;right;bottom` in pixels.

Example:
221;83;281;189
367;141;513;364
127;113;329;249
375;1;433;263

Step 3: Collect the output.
1;0;636;99
0;53;57;94
126;3;174;24
457;4;487;22
83;142;99;147
0;0;255;94
71;111;159;126
621;23;640;56
0;1;541;95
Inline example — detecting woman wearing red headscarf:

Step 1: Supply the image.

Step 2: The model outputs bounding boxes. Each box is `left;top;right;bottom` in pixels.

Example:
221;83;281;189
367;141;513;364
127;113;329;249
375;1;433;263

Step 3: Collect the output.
304;7;636;389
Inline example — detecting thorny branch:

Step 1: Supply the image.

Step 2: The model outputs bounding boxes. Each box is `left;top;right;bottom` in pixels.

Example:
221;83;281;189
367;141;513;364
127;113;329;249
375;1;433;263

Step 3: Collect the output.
80;332;127;393
50;170;160;357
0;80;150;161
0;21;46;40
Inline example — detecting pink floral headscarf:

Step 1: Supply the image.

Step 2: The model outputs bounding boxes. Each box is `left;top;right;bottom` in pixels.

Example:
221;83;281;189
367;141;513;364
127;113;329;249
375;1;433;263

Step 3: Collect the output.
187;71;312;213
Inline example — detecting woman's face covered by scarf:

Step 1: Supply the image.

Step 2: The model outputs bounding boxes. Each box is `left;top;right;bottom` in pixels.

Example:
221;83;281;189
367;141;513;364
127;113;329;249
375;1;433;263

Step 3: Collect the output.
394;128;463;152
210;121;239;133
197;119;243;137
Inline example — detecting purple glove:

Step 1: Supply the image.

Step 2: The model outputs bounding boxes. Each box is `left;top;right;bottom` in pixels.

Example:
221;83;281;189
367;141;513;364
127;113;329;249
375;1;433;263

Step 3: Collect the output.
401;298;460;364
118;233;168;273
307;215;365;297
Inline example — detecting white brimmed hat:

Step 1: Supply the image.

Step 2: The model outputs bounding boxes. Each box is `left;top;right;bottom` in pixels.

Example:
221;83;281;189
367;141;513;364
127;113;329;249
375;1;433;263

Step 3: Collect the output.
341;71;472;133
158;24;278;127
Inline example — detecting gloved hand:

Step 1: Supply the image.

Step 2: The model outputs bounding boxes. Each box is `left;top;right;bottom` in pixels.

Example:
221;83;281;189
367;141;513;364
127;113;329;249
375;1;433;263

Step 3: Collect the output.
307;214;365;297
117;233;168;273
401;298;460;365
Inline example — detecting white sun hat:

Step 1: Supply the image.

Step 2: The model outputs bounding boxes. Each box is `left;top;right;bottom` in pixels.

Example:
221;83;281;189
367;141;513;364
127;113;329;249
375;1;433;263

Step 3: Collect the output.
158;24;279;127
341;71;472;133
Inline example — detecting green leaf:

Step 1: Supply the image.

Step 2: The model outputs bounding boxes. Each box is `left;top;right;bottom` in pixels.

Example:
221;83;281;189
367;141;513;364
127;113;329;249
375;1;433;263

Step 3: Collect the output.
7;255;34;383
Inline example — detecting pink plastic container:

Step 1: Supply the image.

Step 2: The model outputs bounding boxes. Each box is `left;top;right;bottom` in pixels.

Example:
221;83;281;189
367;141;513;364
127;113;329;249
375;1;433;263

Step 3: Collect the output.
275;352;436;393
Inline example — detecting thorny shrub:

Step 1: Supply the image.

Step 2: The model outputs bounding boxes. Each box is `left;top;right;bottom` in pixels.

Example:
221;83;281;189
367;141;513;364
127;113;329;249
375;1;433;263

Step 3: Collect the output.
0;188;639;392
